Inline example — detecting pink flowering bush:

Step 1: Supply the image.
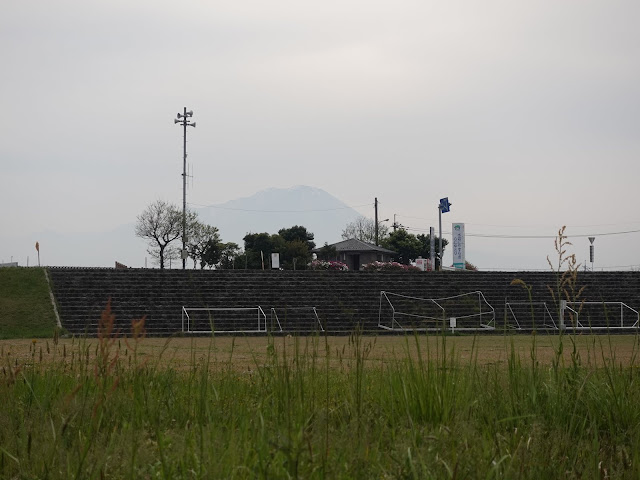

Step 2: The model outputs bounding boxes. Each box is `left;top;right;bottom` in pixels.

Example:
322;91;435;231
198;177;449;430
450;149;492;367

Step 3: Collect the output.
362;261;421;272
309;259;349;271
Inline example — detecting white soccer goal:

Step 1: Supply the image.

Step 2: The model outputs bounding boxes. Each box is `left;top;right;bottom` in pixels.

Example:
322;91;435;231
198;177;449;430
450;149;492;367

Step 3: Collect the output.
378;291;495;332
270;307;324;333
560;301;639;330
504;301;558;330
505;300;640;331
181;306;267;334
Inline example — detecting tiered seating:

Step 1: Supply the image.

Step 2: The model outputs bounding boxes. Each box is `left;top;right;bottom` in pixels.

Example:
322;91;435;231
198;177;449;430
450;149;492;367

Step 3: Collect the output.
47;268;640;336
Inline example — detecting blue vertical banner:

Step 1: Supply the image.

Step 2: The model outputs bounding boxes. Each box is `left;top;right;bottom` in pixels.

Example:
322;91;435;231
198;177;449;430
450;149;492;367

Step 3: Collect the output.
452;223;465;269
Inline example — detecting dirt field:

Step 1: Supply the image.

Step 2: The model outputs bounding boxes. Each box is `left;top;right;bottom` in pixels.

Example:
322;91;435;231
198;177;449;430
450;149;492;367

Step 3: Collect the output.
2;334;638;372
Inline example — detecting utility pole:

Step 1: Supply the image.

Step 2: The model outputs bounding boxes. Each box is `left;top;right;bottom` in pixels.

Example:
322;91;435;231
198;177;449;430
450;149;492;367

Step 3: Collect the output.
438;205;442;270
174;107;196;270
374;197;379;246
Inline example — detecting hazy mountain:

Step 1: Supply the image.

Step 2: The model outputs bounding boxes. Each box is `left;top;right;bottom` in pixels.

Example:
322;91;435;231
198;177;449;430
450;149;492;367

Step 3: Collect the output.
197;185;366;247
1;186;366;268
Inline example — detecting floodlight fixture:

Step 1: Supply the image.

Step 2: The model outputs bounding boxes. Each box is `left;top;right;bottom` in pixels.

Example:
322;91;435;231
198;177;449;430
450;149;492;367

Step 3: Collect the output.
174;107;196;270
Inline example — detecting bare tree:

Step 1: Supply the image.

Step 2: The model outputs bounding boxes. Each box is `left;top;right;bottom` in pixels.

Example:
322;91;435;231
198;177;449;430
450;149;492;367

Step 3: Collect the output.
135;200;182;269
341;216;389;244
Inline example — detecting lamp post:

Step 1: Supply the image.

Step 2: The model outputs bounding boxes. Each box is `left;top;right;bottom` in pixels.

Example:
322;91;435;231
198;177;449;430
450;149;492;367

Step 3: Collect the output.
174;108;196;270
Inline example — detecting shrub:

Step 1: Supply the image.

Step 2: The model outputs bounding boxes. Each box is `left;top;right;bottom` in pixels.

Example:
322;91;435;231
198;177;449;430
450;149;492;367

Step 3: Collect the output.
362;261;421;272
309;259;349;271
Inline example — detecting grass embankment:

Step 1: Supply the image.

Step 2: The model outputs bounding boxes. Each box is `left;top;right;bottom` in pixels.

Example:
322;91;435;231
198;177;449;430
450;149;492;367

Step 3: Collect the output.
0;267;57;339
2;324;640;478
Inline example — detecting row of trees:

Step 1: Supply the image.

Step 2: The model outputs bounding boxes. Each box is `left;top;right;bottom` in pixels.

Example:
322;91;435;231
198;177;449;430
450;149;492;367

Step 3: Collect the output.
135;200;317;270
237;226;316;270
136;202;454;270
135;200;239;269
342;216;449;268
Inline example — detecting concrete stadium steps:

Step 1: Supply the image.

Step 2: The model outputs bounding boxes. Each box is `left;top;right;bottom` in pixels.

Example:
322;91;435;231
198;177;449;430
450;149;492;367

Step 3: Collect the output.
47;268;640;336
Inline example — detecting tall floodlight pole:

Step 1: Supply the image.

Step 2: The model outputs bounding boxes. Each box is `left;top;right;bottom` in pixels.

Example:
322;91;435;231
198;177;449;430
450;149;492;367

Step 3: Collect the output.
175;108;196;269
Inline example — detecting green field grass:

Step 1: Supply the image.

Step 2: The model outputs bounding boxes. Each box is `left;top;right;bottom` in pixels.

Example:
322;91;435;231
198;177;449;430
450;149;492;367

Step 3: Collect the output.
1;328;640;479
0;267;57;339
2;262;640;478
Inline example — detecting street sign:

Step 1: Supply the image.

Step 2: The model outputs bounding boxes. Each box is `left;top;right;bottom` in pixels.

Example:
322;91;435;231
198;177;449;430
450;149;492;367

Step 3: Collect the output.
439;197;451;213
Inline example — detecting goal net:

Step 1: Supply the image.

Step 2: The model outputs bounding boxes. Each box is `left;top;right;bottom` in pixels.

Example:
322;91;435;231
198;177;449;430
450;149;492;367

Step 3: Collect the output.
504;302;558;330
270;307;324;333
378;291;495;332
181;306;267;334
561;301;639;330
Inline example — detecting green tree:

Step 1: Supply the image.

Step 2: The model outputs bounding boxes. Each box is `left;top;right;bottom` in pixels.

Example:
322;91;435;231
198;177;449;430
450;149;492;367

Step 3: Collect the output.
381;228;422;265
316;242;337;261
243;233;286;269
278;225;316;250
200;238;222;269
283;239;312;270
278;226;315;269
242;226;316;270
416;233;449;270
186;220;220;269
218;242;241;269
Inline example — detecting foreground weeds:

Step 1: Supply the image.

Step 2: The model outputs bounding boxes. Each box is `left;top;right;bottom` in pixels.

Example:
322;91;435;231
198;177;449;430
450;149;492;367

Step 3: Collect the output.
2;326;640;479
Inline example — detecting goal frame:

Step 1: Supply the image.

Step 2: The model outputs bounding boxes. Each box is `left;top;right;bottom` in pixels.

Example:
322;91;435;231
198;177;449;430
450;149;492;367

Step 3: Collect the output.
181;306;267;334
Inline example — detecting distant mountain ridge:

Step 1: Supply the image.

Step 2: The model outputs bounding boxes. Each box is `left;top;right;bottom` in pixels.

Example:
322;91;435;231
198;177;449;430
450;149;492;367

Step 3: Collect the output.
196;185;366;246
1;186;366;267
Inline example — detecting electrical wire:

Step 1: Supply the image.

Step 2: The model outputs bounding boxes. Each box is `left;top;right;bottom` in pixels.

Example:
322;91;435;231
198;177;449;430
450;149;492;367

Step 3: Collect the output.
186;202;373;213
394;214;640;230
400;225;640;239
466;229;640;239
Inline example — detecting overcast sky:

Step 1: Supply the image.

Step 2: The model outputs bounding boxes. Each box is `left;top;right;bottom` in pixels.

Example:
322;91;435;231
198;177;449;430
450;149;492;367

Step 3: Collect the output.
2;0;639;270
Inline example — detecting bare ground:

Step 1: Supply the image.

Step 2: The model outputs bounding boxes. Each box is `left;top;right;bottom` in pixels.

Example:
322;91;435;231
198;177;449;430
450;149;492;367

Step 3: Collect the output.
2;334;638;372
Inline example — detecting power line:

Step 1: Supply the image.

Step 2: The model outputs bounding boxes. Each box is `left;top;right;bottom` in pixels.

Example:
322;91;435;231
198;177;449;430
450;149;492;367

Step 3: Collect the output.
401;225;640;239
466;229;640;239
395;214;640;230
186;202;373;213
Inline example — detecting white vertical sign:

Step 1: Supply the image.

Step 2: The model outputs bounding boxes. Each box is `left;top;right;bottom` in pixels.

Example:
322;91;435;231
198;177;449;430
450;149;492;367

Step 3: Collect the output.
271;253;280;269
429;226;435;271
452;223;465;269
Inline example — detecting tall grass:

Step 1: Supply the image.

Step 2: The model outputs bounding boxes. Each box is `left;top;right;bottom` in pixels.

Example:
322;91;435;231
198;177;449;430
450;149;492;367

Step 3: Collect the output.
3;232;640;478
2;323;640;478
0;267;57;338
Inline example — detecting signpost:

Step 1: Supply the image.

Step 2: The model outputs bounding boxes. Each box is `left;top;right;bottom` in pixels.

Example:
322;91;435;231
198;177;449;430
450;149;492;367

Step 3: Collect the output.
452;223;466;269
588;237;595;271
438;198;451;271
